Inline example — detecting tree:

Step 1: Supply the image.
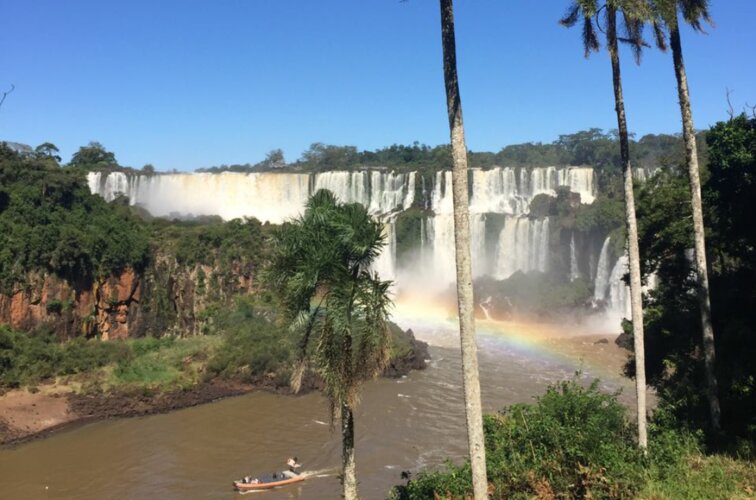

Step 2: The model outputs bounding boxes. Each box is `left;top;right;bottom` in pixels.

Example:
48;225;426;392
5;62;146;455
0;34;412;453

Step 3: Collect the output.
561;0;649;449
69;141;117;169
265;148;286;168
634;115;755;444
438;1;488;497
266;189;392;500
34;142;61;163
651;0;721;432
299;143;359;171
141;164;155;174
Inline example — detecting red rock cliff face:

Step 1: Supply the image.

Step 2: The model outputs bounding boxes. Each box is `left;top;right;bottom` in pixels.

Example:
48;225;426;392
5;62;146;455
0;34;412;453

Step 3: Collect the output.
0;270;142;340
0;260;256;339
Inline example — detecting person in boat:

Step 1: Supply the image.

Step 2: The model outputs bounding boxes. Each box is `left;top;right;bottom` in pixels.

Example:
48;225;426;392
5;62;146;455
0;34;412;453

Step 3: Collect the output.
281;457;302;479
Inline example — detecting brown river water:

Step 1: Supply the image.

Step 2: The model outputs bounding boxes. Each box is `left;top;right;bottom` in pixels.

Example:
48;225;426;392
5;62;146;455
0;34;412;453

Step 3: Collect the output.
0;308;636;500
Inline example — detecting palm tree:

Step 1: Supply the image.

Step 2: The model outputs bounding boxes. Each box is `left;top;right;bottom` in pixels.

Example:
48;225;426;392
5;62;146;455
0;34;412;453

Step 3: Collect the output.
267;189;393;500
438;0;488;496
651;0;721;432
560;0;649;449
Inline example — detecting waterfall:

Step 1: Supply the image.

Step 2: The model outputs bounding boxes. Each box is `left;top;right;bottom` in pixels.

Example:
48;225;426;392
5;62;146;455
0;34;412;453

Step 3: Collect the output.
558;167;596;204
86;170;416;224
479;296;493;320
469;167;527;214
87;171;136;202
372;221;397;281
593;237;612;302
471;214;488;277
423;214;456;283
608;255;631;319
87;167;610;294
430;171;454;215
492;217;550;279
569;233;580;281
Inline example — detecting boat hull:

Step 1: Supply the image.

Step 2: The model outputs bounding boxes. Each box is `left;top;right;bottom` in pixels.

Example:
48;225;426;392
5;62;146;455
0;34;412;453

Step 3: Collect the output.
234;475;305;491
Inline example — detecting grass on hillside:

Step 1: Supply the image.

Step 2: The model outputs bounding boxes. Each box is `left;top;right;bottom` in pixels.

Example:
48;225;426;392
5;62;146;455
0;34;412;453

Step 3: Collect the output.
640;452;755;500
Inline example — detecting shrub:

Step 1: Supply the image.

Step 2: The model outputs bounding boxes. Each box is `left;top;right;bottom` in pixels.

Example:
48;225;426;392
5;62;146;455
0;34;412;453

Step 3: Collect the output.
0;326;131;387
393;379;646;499
206;298;294;383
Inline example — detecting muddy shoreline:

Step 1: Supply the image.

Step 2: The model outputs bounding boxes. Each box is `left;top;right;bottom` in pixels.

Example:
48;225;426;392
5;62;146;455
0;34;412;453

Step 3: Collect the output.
0;337;429;448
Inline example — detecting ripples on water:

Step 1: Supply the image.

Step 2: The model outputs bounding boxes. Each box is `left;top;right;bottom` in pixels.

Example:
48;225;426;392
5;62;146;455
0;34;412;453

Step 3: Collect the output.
0;317;633;500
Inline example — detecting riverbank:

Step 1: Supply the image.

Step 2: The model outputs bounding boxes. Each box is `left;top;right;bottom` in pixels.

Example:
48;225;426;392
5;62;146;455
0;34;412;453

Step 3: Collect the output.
0;379;256;446
0;324;429;447
0;350;428;447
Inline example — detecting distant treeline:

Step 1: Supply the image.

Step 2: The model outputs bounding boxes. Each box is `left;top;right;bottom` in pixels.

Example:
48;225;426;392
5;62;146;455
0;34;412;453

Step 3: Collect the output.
9;128;700;176
194;128;703;175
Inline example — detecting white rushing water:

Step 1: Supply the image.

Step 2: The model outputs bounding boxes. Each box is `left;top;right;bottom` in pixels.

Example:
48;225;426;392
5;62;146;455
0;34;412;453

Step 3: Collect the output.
608;255;632;319
88;167;627;307
569;233;580;282
593;236;613;303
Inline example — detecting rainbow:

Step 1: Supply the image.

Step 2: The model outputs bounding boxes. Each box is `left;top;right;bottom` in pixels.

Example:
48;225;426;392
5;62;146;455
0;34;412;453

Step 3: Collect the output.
391;293;628;383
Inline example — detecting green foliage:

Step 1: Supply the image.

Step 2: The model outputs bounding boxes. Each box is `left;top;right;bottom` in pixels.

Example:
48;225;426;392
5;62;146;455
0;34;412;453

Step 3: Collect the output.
68;141;118;169
635;115;756;446
194;130;692;178
394;380;646;499
0;326;130;388
110;355;183;388
705;114;756;263
393;381;752;499
0;323;220;391
103;336;215;390
0;145;150;290
575;195;625;234
206;298;294;384
528;193;556;218
153;217;268;268
267;189;393;407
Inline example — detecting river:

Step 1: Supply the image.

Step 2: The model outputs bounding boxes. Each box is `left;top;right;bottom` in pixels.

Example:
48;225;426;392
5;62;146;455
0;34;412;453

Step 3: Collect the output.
0;309;636;500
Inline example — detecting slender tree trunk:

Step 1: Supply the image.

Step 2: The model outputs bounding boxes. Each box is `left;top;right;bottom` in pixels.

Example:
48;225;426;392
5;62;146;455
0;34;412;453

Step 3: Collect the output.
669;15;721;432
607;6;648;449
439;1;488;497
341;402;358;500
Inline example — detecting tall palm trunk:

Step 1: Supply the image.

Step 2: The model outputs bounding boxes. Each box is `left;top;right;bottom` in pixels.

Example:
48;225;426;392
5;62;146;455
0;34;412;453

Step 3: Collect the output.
438;1;488;497
341;402;357;500
607;5;648;449
669;13;721;432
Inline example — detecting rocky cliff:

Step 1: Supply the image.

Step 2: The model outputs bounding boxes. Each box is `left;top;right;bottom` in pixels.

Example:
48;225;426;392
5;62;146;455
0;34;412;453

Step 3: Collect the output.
0;257;256;339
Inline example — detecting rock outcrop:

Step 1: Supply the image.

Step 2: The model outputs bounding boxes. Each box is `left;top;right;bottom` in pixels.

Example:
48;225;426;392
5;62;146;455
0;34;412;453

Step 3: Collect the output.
0;257;256;339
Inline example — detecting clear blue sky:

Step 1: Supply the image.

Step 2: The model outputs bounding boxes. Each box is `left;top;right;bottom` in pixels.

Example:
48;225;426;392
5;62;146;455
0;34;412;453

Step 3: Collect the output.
1;1;754;171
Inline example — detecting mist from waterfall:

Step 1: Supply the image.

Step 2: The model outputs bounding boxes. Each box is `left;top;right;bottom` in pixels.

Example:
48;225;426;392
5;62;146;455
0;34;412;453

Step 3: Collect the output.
87;166;636;328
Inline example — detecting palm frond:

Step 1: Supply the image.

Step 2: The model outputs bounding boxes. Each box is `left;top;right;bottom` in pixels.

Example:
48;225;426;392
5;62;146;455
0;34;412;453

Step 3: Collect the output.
620;11;649;64
652;19;668;51
560;4;581;27
583;16;600;57
680;0;713;32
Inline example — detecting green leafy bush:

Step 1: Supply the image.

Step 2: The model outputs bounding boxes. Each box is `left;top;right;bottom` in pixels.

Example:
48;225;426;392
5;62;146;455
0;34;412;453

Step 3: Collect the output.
0;145;150;291
0;326;128;387
393;380;645;499
206;298;294;383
